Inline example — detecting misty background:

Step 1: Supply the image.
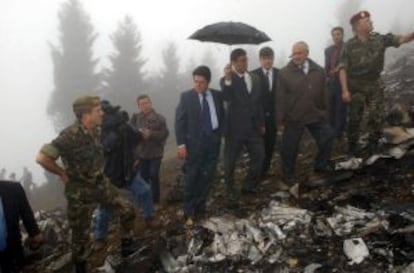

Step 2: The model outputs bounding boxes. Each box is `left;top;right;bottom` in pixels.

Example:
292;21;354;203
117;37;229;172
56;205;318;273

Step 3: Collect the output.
0;0;413;187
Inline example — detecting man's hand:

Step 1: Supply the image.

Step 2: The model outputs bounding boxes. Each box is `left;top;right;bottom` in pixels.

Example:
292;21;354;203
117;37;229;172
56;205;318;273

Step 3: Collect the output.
32;233;44;244
36;152;69;185
277;121;285;134
259;126;266;135
141;128;151;139
224;64;232;81
60;172;69;185
342;89;352;103
177;146;187;160
27;233;44;250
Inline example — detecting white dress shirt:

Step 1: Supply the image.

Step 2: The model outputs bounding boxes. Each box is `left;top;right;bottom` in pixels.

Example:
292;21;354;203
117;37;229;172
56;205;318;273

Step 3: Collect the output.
301;60;310;75
225;71;252;93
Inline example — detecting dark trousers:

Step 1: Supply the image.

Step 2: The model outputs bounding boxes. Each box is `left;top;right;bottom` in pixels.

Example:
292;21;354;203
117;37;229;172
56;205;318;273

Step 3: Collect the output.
281;121;334;179
262;116;276;176
224;130;264;198
140;158;162;203
328;78;347;138
183;134;221;217
0;248;23;273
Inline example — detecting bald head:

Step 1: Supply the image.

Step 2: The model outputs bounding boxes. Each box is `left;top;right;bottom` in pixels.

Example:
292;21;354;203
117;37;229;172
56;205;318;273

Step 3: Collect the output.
291;41;309;66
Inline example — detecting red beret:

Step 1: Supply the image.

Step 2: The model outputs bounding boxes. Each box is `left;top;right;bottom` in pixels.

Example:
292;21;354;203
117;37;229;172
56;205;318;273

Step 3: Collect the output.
350;10;370;25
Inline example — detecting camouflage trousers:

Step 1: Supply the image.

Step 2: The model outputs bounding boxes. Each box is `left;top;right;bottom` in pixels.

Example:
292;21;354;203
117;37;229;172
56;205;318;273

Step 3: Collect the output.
348;79;385;152
65;178;135;264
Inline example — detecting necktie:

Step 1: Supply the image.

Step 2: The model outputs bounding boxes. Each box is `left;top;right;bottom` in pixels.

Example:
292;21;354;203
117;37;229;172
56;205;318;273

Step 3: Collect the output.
266;71;272;91
201;93;213;135
240;75;249;94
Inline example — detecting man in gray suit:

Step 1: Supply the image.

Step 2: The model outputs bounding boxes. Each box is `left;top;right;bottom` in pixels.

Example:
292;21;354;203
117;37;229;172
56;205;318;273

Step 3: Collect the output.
221;48;265;202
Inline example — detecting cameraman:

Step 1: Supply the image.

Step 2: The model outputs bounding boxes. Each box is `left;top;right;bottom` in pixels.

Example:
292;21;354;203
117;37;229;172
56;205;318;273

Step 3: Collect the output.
93;101;154;250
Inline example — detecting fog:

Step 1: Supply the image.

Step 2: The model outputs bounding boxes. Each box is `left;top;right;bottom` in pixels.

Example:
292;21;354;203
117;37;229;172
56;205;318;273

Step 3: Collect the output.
0;0;413;184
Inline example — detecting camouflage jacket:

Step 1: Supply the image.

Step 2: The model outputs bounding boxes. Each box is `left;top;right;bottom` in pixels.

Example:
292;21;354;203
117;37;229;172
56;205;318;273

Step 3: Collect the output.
40;122;105;185
338;32;400;82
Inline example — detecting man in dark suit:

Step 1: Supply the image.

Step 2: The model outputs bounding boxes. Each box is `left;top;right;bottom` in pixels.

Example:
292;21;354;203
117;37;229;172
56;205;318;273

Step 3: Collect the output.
175;65;225;224
0;180;43;273
325;26;347;139
221;48;265;201
251;47;279;178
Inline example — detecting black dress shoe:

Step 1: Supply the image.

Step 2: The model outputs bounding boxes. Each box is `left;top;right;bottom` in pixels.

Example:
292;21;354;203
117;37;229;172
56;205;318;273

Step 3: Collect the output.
241;188;259;195
260;173;275;180
314;162;335;174
74;261;87;273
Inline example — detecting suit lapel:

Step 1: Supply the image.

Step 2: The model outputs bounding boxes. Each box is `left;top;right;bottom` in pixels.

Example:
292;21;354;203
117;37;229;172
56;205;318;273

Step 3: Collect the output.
190;90;202;119
271;68;278;93
233;74;250;98
259;69;270;93
250;72;259;98
211;90;221;120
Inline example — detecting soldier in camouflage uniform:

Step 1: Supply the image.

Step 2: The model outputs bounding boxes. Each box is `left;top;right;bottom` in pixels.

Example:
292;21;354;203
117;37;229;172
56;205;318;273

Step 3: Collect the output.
36;96;136;273
338;10;414;156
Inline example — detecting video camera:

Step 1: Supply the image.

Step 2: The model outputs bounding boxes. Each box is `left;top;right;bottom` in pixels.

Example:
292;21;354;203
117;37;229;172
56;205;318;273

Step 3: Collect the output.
101;100;129;122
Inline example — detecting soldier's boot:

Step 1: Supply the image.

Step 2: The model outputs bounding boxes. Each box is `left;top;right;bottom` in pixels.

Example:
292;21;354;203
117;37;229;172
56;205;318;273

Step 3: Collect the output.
348;142;361;158
121;237;140;258
367;132;383;155
73;261;86;273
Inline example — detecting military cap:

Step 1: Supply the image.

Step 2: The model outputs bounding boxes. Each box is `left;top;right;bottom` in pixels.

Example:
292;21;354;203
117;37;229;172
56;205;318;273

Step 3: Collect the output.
350;10;370;25
72;95;100;116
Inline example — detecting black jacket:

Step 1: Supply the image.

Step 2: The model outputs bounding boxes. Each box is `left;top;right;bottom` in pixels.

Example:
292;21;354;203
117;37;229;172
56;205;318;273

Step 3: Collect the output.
101;111;139;188
0;181;40;271
220;72;264;137
250;67;279;123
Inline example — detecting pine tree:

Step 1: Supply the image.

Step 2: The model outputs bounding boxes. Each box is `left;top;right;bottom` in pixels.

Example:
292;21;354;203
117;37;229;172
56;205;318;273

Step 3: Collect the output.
153;42;183;139
48;0;100;131
102;15;147;113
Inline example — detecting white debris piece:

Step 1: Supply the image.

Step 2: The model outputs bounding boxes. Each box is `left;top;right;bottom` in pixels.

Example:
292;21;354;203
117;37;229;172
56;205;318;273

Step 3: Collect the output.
96;259;116;273
96;255;122;273
383;126;414;144
160;251;180;273
201;216;236;234
208;253;226;263
401;261;414;273
262;200;312;228
327;205;388;236
260;221;286;240
343;238;369;265
335;157;363;170
304;263;323;273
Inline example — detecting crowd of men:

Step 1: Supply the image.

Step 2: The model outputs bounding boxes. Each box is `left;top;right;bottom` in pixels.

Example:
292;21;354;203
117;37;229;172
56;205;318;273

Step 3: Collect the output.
1;10;413;273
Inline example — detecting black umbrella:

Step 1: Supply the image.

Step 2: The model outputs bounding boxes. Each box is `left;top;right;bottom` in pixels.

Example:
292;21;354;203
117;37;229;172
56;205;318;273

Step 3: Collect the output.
188;21;271;45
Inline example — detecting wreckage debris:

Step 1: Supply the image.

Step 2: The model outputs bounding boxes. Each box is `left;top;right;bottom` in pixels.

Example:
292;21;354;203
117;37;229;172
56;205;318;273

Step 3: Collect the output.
343;238;369;265
21;126;414;273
